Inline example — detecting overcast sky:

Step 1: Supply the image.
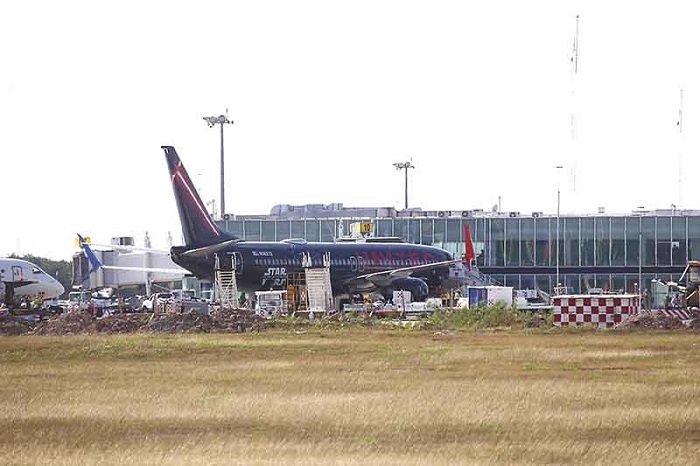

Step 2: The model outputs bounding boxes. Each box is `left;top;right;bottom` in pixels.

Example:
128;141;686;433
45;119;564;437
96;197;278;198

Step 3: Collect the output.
2;1;698;260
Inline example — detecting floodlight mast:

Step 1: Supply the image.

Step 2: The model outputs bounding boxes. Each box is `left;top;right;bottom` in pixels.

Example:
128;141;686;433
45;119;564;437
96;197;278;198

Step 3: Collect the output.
555;165;564;290
203;112;234;219
393;161;415;210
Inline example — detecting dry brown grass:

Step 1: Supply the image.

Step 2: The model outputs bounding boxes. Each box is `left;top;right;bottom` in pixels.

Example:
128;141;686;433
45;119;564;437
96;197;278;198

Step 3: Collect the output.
1;329;700;464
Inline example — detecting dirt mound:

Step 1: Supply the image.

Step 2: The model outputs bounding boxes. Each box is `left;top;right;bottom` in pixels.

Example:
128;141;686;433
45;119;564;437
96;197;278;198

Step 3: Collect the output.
34;313;149;336
34;312;97;336
141;309;264;333
141;313;217;333
211;308;265;332
0;315;37;336
615;311;685;330
24;309;264;336
94;314;151;334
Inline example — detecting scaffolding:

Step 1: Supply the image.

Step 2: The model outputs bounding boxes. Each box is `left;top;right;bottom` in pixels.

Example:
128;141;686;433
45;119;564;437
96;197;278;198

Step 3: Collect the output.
285;271;307;314
285;252;334;317
303;252;334;315
214;254;238;309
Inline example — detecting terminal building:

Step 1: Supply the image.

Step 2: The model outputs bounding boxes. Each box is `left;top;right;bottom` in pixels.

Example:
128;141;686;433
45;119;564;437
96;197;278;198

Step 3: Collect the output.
216;204;700;295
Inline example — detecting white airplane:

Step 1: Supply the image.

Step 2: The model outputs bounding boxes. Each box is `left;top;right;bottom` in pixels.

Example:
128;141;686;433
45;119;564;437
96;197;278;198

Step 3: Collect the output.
0;257;65;305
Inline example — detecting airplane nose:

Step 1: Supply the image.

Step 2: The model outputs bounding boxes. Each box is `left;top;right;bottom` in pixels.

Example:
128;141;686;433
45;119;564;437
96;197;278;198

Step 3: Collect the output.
54;281;65;297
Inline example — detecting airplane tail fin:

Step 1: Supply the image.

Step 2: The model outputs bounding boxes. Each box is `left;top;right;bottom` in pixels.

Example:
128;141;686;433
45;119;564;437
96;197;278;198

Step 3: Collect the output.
463;224;476;271
77;234;103;274
161;146;238;247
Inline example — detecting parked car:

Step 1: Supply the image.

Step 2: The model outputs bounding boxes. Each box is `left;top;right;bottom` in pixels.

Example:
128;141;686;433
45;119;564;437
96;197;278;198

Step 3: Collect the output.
140;292;174;312
171;289;198;303
171;289;209;314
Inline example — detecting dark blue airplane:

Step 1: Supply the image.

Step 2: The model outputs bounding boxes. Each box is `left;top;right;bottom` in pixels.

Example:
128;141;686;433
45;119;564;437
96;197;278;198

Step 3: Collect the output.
160;145;465;304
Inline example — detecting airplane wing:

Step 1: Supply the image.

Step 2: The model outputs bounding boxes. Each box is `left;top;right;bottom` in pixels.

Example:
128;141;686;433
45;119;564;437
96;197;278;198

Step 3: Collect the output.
342;259;462;288
1;279;37;287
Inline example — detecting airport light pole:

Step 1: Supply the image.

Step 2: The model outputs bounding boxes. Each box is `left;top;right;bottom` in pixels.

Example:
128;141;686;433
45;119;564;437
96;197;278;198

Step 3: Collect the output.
203;111;234;219
393;160;415;210
637;206;644;307
555;165;563;292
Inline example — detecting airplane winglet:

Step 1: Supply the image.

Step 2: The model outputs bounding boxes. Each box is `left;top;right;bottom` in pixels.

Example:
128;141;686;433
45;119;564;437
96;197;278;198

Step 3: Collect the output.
77;233;104;273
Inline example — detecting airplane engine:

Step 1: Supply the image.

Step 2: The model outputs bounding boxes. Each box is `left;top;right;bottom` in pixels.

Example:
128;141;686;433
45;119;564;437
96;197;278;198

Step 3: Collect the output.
384;277;429;303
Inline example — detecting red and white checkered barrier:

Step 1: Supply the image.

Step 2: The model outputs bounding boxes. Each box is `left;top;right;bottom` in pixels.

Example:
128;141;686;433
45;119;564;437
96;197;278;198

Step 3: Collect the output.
553;295;639;328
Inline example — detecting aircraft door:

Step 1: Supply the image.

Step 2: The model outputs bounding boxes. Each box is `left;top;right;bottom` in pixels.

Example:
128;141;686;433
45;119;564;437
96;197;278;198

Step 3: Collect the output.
349;255;365;273
233;252;243;275
11;266;22;282
289;244;300;267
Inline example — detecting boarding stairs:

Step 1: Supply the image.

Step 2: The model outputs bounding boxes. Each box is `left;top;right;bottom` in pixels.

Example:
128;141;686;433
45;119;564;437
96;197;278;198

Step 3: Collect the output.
216;270;238;308
447;261;502;288
302;252;334;314
215;255;238;309
465;268;502;287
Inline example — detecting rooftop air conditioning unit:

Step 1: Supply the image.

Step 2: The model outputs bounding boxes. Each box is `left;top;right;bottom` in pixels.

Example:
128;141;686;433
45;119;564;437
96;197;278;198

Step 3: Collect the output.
111;236;135;246
508;212;519;218
532;212;542;218
437;211;446;218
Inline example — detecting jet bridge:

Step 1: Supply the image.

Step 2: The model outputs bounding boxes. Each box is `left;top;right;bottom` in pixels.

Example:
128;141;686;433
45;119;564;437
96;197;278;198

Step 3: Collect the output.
72;238;186;294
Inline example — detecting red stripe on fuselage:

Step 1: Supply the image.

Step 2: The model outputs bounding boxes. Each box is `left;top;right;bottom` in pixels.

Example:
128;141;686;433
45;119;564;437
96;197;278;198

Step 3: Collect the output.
173;164;220;238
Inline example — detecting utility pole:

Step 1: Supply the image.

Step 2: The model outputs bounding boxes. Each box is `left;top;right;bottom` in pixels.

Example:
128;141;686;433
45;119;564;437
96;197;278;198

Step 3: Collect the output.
203;110;234;219
393;160;415;210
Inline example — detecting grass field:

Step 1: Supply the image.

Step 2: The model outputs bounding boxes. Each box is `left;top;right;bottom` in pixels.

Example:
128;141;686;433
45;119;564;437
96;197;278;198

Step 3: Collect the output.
1;328;700;464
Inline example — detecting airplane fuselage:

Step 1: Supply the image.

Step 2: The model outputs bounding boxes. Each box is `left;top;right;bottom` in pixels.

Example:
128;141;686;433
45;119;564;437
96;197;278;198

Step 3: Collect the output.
171;240;453;296
159;145;464;304
0;258;65;303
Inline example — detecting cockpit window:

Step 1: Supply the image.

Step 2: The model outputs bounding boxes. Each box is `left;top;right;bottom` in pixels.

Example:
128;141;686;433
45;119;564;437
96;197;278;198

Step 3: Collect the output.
32;267;45;274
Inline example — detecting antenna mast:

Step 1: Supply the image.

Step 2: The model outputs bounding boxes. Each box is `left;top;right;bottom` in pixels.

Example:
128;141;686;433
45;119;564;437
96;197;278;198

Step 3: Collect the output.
572;14;579;74
569;14;580;193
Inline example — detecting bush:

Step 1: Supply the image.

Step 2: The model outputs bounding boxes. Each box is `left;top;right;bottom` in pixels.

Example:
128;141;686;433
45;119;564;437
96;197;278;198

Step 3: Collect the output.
428;303;530;330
